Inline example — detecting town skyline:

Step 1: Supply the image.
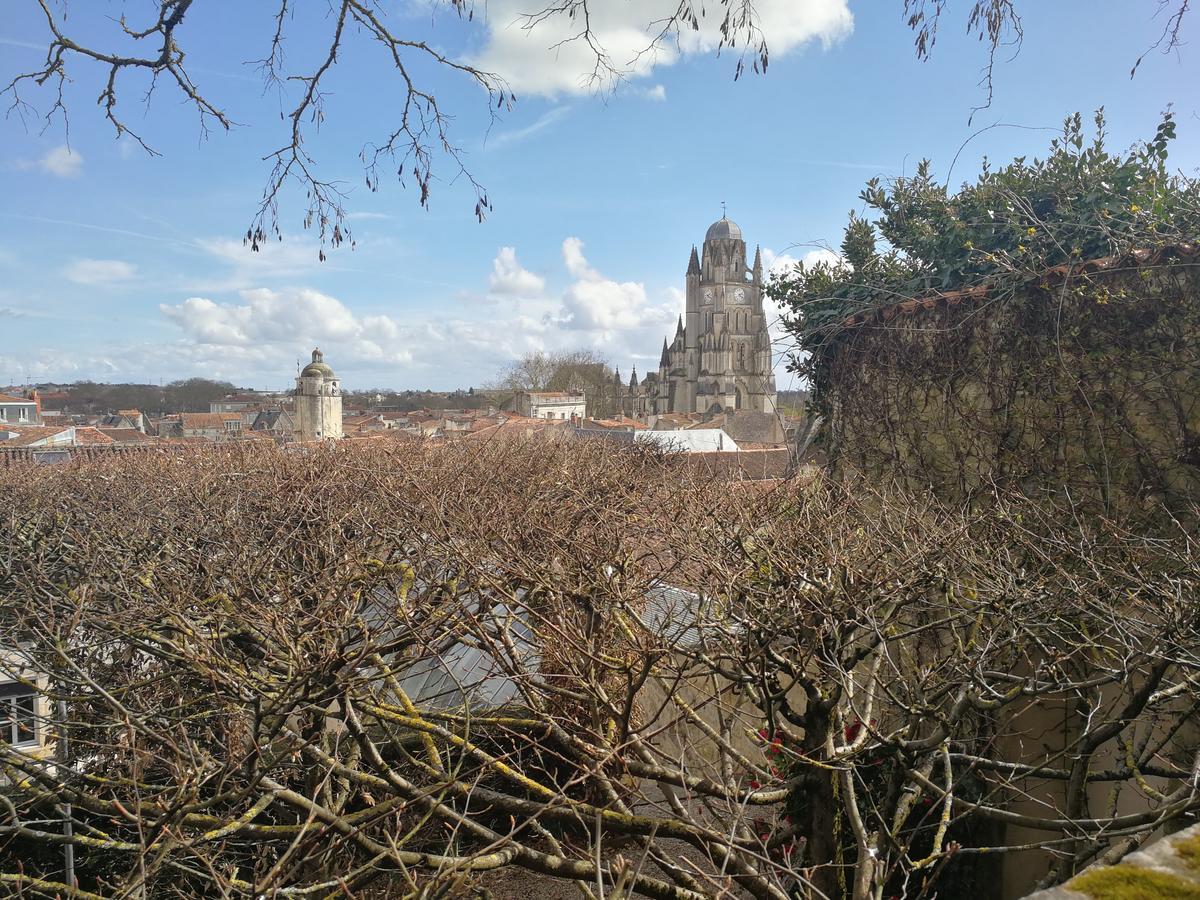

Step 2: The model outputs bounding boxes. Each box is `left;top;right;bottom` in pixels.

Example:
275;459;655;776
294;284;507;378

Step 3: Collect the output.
2;3;1197;392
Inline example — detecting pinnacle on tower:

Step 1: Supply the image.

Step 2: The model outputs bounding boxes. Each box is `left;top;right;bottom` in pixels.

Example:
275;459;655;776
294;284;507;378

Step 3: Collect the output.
676;314;684;338
753;244;762;274
659;337;670;368
629;367;638;390
687;245;700;276
613;366;622;385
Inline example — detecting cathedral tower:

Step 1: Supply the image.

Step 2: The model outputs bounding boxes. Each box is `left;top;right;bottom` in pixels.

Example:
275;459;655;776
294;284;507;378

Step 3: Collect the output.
670;216;777;415
294;348;343;441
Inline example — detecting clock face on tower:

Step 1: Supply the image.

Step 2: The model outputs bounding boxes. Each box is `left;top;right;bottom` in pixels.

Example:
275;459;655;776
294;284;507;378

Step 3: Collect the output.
702;288;714;302
733;287;746;303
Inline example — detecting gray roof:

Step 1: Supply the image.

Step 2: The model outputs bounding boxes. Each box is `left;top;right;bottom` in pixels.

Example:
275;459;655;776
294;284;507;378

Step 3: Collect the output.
252;409;292;431
705;217;742;242
395;599;538;711
638;582;720;646
359;571;716;713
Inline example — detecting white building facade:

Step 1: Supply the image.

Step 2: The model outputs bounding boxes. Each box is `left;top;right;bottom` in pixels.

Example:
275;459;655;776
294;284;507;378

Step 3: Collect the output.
515;391;587;421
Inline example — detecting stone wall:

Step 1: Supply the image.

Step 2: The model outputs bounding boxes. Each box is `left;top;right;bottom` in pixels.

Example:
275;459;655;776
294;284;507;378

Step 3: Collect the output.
823;258;1200;518
1023;823;1200;898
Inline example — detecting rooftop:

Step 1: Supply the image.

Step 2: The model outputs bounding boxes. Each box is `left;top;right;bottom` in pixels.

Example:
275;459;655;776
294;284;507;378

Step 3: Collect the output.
179;412;244;429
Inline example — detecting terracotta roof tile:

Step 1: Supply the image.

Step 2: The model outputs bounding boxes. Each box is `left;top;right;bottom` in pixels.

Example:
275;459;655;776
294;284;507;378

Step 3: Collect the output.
72;427;115;445
97;428;156;443
179;412;243;429
0;425;68;446
841;242;1200;329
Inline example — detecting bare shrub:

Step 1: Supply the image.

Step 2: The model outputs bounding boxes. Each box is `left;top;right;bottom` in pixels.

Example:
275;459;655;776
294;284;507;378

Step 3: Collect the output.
2;440;1197;899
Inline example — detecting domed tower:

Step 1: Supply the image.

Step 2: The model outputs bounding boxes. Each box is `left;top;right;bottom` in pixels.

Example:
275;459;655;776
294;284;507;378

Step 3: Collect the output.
673;215;776;415
294;348;343;441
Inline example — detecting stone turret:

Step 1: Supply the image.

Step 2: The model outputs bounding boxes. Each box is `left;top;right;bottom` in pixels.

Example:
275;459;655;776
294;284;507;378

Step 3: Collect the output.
294;348;343;441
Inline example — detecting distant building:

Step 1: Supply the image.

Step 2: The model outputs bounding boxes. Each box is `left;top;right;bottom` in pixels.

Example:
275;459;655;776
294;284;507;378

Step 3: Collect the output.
514;391;586;421
619;216;778;418
251;408;295;437
99;409;147;433
163;413;245;441
294;348;343;441
0;424;116;448
210;394;268;414
0;391;40;426
1;646;50;765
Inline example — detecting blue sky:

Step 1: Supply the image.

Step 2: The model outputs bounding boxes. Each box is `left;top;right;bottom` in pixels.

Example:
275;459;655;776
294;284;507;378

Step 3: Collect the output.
1;1;1196;392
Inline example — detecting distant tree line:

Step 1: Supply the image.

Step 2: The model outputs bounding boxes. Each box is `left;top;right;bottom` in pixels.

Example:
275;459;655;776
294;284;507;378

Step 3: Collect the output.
50;379;246;416
489;350;624;417
342;388;496;413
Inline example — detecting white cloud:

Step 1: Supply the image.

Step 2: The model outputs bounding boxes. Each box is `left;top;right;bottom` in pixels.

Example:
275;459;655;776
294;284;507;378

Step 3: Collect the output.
761;247;840;275
63;258;138;285
473;0;852;96
439;237;679;374
558;237;673;335
802;248;841;268
40;145;83;178
160;287;413;367
489;246;545;296
561;236;597;280
116;136;142;160
487;105;570;149
641;84;667;101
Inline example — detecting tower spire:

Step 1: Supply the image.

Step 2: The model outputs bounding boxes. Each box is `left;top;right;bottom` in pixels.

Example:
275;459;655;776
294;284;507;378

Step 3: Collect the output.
676;314;684;338
753;244;763;281
629;367;638;390
660;337;670;369
687;245;700;276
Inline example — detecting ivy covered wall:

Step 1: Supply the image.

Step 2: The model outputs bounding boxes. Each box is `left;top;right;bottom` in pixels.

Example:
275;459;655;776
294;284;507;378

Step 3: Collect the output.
822;253;1200;515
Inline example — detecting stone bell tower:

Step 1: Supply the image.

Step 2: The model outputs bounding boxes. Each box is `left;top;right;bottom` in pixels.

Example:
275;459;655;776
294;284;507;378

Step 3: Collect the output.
679;216;777;415
294;348;343;441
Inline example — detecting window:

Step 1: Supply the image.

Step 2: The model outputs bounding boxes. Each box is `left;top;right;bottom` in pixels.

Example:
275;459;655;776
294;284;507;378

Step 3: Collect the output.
1;682;38;747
